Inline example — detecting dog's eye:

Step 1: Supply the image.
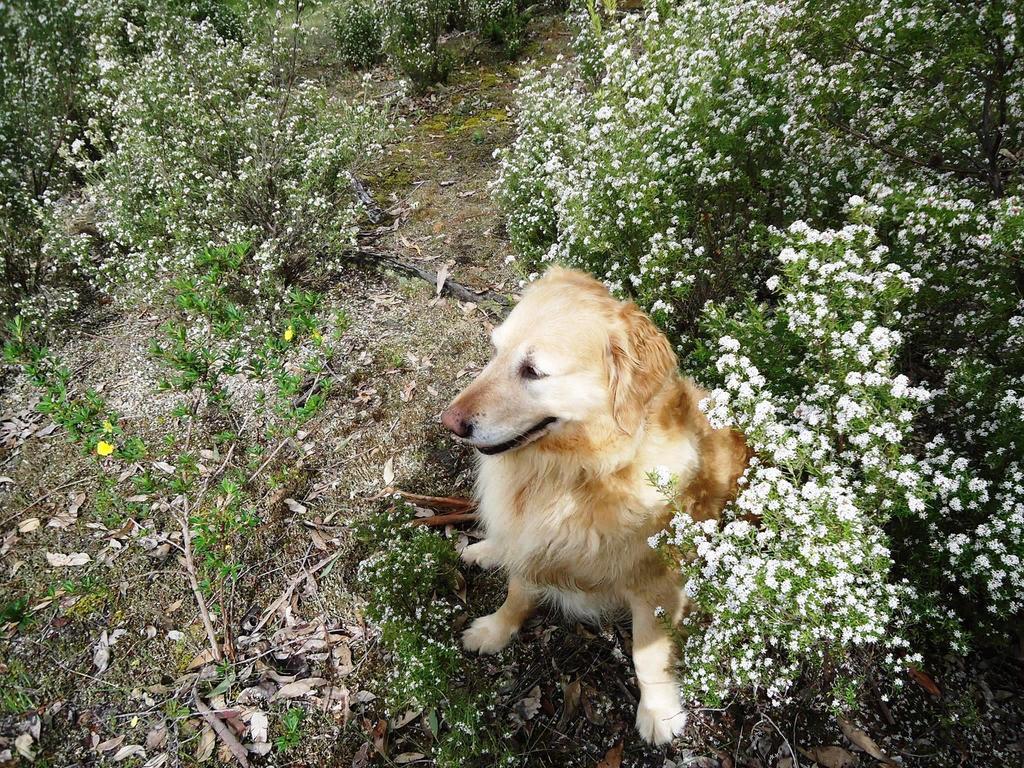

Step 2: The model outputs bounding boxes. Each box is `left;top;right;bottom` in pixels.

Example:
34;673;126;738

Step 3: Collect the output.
520;362;544;380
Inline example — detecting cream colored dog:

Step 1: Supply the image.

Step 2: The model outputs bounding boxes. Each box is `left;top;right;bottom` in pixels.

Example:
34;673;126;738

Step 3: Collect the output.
440;268;748;745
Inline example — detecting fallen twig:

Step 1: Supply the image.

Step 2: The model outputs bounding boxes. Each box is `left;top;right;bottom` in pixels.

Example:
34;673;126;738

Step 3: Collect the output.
409;511;479;527
4;476;92;526
247;437;293;484
352;247;511;307
397;491;478;513
193;694;250;768
349;173;385;224
178;498;222;664
249;550;342;636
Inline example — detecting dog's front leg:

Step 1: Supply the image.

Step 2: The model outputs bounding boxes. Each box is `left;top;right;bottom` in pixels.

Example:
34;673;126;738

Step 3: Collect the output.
628;585;687;745
462;574;536;654
460;538;500;569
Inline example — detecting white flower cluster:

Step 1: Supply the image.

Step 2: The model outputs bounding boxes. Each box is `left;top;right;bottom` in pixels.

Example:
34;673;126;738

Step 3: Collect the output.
651;221;925;705
90;13;390;302
331;0;383;69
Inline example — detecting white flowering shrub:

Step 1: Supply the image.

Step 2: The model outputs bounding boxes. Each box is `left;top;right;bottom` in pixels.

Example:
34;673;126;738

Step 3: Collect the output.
88;17;390;299
379;0;455;89
331;0;384;69
495;1;797;326
0;0;127;324
356;504;515;766
1;1;392;334
499;0;1024;711
653;221;929;706
469;0;527;53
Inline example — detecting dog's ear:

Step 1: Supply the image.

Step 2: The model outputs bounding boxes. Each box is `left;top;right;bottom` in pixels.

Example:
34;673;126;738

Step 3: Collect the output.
608;303;677;434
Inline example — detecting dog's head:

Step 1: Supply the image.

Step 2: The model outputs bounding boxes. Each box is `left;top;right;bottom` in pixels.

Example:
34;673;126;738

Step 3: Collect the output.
440;268;677;457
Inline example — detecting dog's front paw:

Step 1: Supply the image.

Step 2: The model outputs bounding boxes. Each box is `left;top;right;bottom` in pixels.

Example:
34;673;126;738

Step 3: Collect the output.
460;540;498;569
635;690;686;745
461;613;516;654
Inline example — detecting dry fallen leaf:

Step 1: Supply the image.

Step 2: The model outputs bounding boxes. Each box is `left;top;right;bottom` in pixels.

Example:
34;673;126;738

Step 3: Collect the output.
351;742;371;768
908;666;942;697
196;725;216;762
435;263;450;298
799;745;857;768
145;725;167;751
93;630;111;673
400;379;417;402
595;740;623;768
284;498;307;515
272;678;327;701
187;648;218;670
838;717;895;765
514;685;541;723
395;753;425;764
48;496;79;528
69;491;86;515
15;733;34;761
18;517;40;533
112;745;146;762
392;709;420;730
249;711;269;743
382;457;395;487
46;551;91;567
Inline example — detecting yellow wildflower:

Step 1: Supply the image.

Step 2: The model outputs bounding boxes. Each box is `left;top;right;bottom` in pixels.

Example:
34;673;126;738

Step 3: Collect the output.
102;419;114;433
284;324;295;342
311;328;323;343
96;441;115;457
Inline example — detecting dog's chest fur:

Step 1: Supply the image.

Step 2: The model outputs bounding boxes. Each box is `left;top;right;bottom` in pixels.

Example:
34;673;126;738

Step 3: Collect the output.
475;427;699;603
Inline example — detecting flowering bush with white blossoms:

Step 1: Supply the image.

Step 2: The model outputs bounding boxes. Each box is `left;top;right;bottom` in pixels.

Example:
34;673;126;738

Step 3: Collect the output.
379;0;455;88
2;0;392;333
331;0;384;69
499;0;1023;711
356;504;516;767
0;0;128;325
468;0;527;54
88;13;391;298
655;221;930;706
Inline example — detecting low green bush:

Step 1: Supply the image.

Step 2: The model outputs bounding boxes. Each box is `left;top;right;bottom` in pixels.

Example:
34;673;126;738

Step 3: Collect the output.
331;0;384;69
1;0;392;336
469;0;527;54
356;504;515;767
379;0;455;89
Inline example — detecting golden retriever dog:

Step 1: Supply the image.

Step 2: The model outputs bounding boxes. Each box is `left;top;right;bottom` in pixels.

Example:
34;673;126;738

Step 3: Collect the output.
440;267;749;745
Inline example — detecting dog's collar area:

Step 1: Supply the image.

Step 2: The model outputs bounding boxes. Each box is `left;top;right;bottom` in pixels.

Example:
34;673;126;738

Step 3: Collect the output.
476;417;558;456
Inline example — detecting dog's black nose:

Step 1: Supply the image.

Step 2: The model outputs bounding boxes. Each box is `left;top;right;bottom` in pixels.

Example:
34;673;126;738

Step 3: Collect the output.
441;405;473;438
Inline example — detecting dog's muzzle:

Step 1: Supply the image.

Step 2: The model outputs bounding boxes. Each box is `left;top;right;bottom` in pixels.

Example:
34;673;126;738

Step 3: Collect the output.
476;417;558;456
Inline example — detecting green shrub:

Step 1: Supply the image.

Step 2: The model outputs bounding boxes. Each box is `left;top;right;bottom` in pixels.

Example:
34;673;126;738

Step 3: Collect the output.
469;0;527;54
379;0;455;89
90;18;390;298
331;0;384;69
0;0;125;329
1;1;392;336
497;0;1024;714
355;505;515;766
